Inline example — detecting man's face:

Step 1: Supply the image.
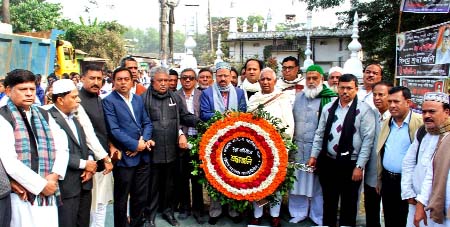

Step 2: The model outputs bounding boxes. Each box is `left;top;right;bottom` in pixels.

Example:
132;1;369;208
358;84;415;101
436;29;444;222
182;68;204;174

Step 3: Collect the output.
114;70;133;96
306;71;322;89
198;71;213;88
152;72;169;94
259;72;276;94
328;71;342;86
7;81;36;111
363;65;382;88
388;91;411;120
216;68;231;88
124;60;139;81
245;60;261;83
168;74;178;91
422;101;450;130
373;84;390;113
338;81;358;104
82;70;103;94
230;71;238;87
281;60;298;81
180;71;197;91
58;88;80;114
442;29;450;52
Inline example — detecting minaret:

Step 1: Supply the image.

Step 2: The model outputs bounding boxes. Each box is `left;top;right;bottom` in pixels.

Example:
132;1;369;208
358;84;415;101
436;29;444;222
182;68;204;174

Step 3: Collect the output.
302;11;314;70
343;12;363;81
228;0;237;39
214;34;224;65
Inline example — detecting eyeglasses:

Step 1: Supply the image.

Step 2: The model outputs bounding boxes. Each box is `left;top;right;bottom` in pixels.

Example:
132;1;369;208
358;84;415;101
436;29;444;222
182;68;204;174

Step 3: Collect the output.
127;67;138;70
181;76;195;81
282;66;296;71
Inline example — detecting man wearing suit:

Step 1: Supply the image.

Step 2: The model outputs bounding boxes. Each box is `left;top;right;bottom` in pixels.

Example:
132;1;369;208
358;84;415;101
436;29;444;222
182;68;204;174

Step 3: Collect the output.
48;79;96;227
174;68;205;224
103;67;154;227
142;66;200;227
199;62;247;225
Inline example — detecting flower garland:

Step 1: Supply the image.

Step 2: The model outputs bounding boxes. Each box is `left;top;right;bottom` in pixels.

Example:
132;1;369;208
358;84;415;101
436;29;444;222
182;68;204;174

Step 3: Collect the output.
189;107;298;212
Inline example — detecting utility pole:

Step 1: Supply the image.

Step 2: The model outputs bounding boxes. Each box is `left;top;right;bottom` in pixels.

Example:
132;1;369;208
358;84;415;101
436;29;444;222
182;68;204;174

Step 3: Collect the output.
208;0;214;52
159;0;169;66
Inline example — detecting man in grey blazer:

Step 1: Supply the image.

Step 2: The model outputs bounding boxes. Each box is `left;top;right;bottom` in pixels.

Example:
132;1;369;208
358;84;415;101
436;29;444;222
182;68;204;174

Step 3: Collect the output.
174;68;205;224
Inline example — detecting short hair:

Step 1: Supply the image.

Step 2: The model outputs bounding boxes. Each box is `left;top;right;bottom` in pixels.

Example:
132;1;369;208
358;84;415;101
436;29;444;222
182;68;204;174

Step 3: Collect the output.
169;69;179;78
372;81;394;90
230;67;238;76
0;78;5;86
198;67;213;76
112;67;132;80
282;56;299;66
62;73;70;79
69;72;79;77
5;69;36;88
180;68;197;78
364;63;383;77
260;67;276;80
149;66;169;79
244;58;264;70
119;56;137;67
339;73;359;87
388;86;411;100
82;64;103;76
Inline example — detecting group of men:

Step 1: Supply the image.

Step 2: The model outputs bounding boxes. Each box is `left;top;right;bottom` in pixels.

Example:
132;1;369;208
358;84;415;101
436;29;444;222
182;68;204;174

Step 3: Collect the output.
0;54;449;227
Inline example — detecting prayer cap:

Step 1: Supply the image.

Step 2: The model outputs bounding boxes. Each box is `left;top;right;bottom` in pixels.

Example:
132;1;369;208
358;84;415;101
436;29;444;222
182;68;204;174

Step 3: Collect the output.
52;79;76;95
423;92;449;104
329;66;344;75
215;62;231;72
306;64;324;75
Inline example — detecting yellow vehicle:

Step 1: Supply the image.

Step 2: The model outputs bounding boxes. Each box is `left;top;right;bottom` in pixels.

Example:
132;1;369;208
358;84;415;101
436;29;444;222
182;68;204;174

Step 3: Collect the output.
55;40;79;76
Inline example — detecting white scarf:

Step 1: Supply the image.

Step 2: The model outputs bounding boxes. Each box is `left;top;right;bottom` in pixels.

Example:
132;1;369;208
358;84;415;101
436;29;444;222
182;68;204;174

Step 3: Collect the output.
247;90;282;112
240;79;261;93
212;83;238;112
276;76;304;91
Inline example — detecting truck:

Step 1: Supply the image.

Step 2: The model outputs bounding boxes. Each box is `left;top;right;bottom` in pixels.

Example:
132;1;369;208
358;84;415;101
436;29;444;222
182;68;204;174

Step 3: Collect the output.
0;24;78;78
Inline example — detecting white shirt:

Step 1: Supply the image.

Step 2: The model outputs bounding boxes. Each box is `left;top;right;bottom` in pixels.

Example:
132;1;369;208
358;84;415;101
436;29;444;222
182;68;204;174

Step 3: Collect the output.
118;91;136;121
0;111;69;195
76;105;109;160
357;87;375;109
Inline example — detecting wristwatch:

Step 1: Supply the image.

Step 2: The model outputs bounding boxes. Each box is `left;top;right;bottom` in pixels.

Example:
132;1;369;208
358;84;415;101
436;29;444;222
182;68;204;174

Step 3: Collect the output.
104;156;112;164
356;165;364;170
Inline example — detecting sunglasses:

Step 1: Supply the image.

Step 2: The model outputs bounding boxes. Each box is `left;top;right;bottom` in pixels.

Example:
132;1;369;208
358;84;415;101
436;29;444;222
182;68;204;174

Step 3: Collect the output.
181;76;195;81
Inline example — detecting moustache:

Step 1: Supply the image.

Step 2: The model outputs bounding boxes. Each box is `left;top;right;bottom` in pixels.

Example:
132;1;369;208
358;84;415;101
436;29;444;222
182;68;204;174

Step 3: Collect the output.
91;85;100;89
424;118;434;123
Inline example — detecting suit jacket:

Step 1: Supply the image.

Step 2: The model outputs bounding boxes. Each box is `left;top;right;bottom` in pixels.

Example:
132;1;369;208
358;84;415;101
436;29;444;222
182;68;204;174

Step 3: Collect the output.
199;86;247;121
175;88;202;135
103;91;153;167
49;106;93;199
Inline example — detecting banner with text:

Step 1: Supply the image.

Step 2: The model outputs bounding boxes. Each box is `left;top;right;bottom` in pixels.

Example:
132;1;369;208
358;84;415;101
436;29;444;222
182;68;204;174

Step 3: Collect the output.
400;77;447;111
401;0;450;13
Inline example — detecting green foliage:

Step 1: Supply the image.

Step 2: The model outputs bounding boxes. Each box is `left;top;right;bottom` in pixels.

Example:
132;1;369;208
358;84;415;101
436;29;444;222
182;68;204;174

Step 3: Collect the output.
10;0;62;32
123;27;185;54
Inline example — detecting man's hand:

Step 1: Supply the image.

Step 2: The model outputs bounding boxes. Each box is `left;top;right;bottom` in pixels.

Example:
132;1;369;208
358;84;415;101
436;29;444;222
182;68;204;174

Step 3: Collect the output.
81;170;94;183
146;140;155;151
178;134;188;149
414;202;427;227
126;151;138;157
10;180;28;201
45;173;59;182
41;180;58;196
85;160;97;173
307;157;317;167
136;137;146;152
407;198;418;205
352;167;363;181
103;157;113;175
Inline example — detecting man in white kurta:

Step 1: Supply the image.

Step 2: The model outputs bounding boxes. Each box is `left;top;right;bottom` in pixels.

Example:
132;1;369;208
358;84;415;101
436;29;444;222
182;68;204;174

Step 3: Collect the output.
247;67;294;227
0;69;68;227
276;56;304;106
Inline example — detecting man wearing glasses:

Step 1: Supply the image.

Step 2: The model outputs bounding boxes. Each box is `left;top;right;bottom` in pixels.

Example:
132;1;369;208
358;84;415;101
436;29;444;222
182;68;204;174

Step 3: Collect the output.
436;26;450;65
276;56;304;105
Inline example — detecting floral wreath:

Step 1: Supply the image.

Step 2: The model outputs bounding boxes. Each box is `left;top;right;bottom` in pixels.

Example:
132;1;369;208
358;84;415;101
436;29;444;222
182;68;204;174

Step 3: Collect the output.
189;107;297;212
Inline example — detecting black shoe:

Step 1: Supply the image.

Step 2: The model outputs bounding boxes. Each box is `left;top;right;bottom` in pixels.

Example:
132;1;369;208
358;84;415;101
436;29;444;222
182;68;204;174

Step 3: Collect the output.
231;215;243;224
208;216;219;225
162;213;180;226
193;213;205;224
249;217;261;225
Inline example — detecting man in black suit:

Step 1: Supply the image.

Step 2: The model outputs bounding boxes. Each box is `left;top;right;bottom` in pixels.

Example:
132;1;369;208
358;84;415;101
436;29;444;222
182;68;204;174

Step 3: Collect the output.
49;79;96;227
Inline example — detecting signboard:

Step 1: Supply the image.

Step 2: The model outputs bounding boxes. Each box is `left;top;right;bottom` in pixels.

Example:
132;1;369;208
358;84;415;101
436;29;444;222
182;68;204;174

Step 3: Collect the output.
401;0;450;13
401;77;447;111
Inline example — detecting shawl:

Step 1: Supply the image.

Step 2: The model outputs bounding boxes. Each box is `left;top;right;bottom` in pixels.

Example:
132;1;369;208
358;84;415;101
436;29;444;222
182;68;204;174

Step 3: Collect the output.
212;83;238;112
317;84;338;118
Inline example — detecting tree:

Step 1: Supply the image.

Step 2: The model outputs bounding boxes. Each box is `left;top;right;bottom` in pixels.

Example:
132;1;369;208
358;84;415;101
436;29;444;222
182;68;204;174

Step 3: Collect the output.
298;0;448;82
1;0;10;23
9;0;62;32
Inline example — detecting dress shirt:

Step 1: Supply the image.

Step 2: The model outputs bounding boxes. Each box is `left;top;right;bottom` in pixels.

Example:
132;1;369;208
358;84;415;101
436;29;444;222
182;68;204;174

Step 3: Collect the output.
183;90;198;136
117;92;136;121
383;111;412;173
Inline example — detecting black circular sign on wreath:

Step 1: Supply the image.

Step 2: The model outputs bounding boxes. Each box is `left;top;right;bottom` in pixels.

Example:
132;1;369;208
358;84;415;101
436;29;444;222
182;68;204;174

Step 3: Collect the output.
222;137;262;177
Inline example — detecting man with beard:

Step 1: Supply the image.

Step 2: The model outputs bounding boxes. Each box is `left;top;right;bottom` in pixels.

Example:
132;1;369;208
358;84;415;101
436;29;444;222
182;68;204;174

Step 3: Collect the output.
289;64;337;225
402;92;449;227
142;66;200;227
276;56;304;105
364;81;393;227
199;62;246;225
326;66;343;93
358;64;383;109
247;67;295;227
307;74;376;227
376;86;423;227
240;58;263;101
197;68;214;91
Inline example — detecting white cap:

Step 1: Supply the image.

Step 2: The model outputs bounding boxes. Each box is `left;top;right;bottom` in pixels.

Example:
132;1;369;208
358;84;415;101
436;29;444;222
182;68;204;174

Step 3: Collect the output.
329;66;344;75
52;79;76;95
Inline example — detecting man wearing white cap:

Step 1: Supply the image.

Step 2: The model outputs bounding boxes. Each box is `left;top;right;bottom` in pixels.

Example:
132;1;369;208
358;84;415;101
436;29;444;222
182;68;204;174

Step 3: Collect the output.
48;79;96;227
401;92;450;227
0;69;69;227
327;66;343;93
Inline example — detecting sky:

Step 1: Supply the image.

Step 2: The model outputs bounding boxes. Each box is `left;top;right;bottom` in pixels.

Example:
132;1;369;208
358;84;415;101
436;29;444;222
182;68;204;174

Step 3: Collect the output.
48;0;351;33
